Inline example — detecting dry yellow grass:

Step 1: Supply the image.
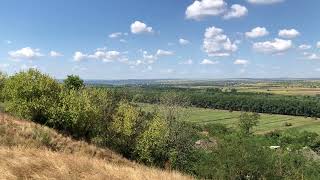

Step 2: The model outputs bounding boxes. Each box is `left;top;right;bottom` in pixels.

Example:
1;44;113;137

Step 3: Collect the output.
0;113;192;180
0;147;191;180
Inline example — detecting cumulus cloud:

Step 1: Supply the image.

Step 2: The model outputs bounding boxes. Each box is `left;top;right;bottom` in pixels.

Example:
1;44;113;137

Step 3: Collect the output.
73;52;88;62
317;42;320;48
131;21;153;34
253;38;292;54
245;27;269;38
156;49;174;56
203;26;238;57
49;51;63;57
9;47;44;60
303;53;320;60
223;4;248;19
109;32;122;38
88;50;121;62
179;38;190;45
73;49;122;62
185;0;227;20
200;59;219;65
185;0;247;20
132;49;174;66
298;44;312;50
278;29;300;39
234;59;249;65
247;0;284;5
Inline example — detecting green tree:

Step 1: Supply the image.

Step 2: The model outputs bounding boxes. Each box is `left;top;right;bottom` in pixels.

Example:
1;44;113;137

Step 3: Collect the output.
63;75;84;90
48;89;103;138
110;101;150;156
238;112;260;135
135;114;169;166
0;72;7;102
3;69;61;123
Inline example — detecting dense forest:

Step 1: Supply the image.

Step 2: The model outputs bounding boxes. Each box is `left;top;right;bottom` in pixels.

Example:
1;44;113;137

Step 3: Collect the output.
107;86;320;118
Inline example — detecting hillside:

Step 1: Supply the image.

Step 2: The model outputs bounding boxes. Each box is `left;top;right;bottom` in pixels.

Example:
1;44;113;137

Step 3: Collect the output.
0;112;192;180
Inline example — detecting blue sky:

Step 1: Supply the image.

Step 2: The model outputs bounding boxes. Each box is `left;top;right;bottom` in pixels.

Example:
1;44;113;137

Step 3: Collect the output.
1;0;320;79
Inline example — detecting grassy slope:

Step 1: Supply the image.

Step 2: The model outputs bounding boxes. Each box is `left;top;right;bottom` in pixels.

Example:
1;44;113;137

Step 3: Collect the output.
140;104;320;134
0;113;191;180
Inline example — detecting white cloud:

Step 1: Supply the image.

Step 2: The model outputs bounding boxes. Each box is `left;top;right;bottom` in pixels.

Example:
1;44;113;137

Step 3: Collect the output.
245;27;269;38
179;38;190;45
119;39;127;43
234;59;249;65
253;38;292;54
203;26;238;57
247;0;284;5
73;49;123;62
304;53;320;60
317;42;320;48
200;59;219;65
298;44;312;50
131;21;153;34
89;50;122;62
278;29;300;39
49;51;63;57
9;47;44;60
185;0;227;20
73;51;88;62
109;32;122;38
156;49;174;56
223;4;248;19
179;59;193;65
185;0;247;20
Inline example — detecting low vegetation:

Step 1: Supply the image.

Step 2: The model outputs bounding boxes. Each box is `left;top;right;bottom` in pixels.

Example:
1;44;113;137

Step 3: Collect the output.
0;112;191;179
2;69;320;179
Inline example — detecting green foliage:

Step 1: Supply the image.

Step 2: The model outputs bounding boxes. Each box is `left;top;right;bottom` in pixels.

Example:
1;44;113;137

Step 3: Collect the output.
239;112;260;135
3;69;61;123
135;115;169;166
48;89;103;138
63;75;84;90
112;102;140;137
110;101;150;156
202;123;231;136
0;72;7;102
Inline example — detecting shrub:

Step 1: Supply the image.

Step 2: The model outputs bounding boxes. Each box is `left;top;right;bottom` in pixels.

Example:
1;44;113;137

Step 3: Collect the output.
135;115;169;166
63;75;84;90
48;89;103;139
3;69;61;123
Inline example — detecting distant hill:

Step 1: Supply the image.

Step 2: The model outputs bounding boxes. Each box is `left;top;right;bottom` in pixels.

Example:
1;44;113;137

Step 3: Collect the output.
0;113;191;180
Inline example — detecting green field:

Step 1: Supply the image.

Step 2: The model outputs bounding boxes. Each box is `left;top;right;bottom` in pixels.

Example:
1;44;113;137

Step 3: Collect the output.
140;104;320;134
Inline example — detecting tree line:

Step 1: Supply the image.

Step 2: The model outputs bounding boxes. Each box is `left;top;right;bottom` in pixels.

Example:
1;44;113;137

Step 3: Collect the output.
119;86;320;118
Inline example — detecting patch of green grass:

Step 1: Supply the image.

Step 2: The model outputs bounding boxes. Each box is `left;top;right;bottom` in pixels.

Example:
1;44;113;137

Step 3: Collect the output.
139;103;320;134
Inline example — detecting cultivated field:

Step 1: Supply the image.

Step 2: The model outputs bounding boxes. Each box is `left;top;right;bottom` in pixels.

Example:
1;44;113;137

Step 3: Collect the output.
140;104;320;134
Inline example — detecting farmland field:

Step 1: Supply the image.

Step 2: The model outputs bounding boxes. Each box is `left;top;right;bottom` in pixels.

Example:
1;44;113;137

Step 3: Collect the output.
140;103;320;134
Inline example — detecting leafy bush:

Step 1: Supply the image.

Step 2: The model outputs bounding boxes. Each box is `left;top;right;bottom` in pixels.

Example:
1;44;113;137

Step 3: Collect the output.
3;69;61;123
63;75;84;90
48;89;103;139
